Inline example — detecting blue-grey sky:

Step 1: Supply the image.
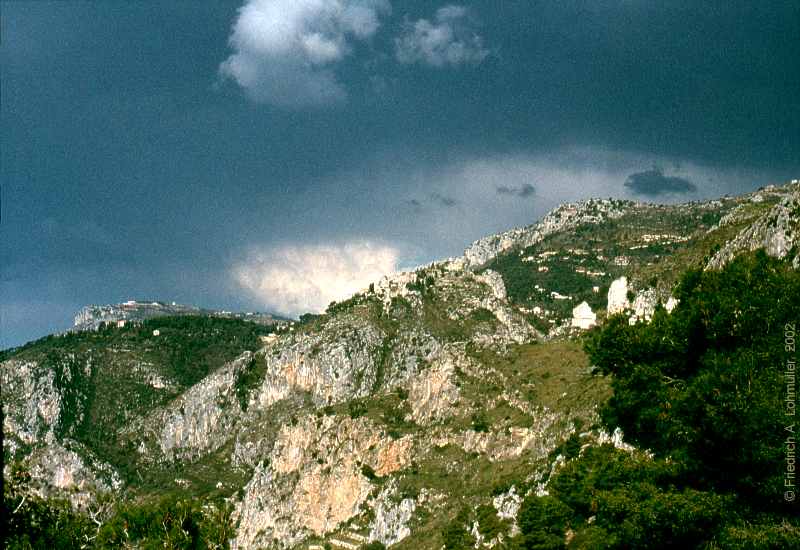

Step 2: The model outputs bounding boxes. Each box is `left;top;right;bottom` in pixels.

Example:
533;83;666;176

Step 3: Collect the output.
2;1;799;347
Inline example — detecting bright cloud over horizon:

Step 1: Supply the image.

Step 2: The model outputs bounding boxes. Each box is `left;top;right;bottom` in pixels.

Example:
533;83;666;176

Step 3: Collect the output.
3;1;797;347
232;241;400;317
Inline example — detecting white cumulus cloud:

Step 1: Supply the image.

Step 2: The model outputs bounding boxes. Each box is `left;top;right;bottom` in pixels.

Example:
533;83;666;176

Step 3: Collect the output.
220;0;391;107
395;5;488;67
232;240;400;317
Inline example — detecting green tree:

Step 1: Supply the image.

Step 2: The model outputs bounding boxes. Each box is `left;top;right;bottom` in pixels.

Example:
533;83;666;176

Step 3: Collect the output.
585;251;797;508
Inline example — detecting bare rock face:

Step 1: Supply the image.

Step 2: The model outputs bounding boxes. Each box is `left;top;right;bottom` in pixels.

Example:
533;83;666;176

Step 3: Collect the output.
473;270;539;344
441;410;563;462
1;357;123;507
493;486;522;536
666;296;679;312
26;442;121;509
476;269;508;301
494;486;522;520
2;360;64;448
629;288;659;324
253;315;387;409
707;191;800;270
234;415;412;549
368;481;417;546
384;328;442;389
152;353;251;460
373;271;421;312
607;277;630;315
408;347;462;425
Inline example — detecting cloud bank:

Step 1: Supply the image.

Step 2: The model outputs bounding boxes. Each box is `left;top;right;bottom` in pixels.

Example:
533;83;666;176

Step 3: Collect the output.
624;168;697;196
395;5;488;67
220;0;391;106
232;240;399;317
496;183;535;198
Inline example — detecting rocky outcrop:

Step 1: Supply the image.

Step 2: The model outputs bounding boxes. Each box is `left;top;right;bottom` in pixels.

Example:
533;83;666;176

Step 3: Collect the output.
253;315;387;409
1;357;123;507
607;277;630;315
629;288;658;324
494;486;522;521
493;486;522;536
429;406;565;462
368;481;417;546
473;270;538;345
595;427;636;452
463;199;630;268
25;441;122;508
152;353;252;460
234;415;412;549
666;296;679;312
2;360;64;448
475;269;508;301
707;191;800;270
373;271;421;312
73;301;283;331
408;348;462;425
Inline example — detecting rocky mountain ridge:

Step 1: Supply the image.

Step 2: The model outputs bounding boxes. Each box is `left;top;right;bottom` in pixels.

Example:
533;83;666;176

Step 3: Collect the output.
73;300;287;332
2;180;799;549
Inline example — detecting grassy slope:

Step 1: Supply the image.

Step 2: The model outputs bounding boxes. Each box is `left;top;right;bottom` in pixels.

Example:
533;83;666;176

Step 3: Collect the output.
484;194;782;327
302;339;609;550
391;339;610;550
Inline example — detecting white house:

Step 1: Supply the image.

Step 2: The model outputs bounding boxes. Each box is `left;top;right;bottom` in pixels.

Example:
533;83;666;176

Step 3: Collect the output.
571;301;597;330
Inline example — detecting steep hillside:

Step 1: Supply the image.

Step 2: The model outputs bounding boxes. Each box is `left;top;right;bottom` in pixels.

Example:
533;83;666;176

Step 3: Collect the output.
2;180;799;549
478;183;798;335
1;316;276;505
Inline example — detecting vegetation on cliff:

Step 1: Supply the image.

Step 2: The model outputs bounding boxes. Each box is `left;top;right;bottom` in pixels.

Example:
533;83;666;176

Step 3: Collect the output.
512;251;799;549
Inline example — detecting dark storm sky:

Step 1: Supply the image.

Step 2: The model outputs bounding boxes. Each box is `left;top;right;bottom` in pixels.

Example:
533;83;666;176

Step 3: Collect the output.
2;1;799;347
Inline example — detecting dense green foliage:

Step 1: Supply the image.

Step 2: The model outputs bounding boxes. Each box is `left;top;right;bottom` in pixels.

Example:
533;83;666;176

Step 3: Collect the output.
4;464;94;549
586;251;796;507
3;463;234;550
2;316;274;383
442;506;476;549
95;495;234;549
516;251;800;548
129;316;275;388
487;245;615;317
